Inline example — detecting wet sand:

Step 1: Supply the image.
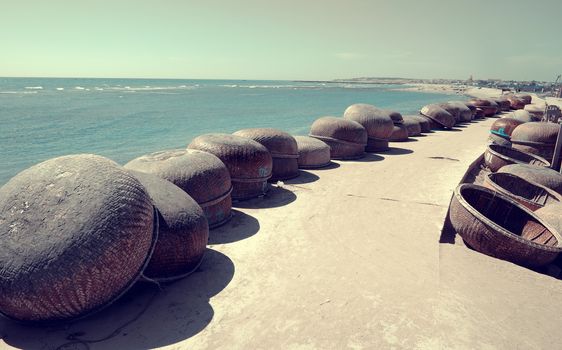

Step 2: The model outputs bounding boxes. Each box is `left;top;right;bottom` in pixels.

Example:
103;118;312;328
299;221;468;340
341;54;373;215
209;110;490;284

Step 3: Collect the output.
1;117;561;349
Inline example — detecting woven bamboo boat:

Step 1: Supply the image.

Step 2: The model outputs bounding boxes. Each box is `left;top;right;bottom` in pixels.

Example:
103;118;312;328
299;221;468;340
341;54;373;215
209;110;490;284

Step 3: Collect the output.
524;104;546;118
404;115;432;133
402;116;422;136
388;124;409;141
498;164;562;194
507;95;526;110
0;155;157;323
438;102;461;124
483;172;562;211
294;136;331;169
420;104;455;129
467;98;498;117
449;184;562;267
483;144;550;172
233;128;299;181
516;93;533;105
124;149;233;229
129;171;209;282
343;104;394;152
489;118;524;141
511;122;559;161
447;101;473;122
188;134;273;200
309;117;367;160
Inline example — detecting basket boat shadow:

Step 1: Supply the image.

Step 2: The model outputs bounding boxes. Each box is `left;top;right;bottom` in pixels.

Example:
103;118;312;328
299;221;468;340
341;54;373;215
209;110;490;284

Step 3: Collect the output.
284;170;320;184
233;184;297;209
0;249;235;350
209;209;260;244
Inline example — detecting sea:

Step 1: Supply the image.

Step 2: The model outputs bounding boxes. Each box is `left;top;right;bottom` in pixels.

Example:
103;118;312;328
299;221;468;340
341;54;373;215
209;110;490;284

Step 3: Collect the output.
0;77;459;185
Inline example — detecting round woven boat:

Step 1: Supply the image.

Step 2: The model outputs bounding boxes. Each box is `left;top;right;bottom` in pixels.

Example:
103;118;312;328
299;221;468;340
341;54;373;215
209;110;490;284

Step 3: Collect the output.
0;154;157;323
402;116;422;136
449;184;562;267
511;122;559;161
418;115;442;130
447;101;473;122
483;172;562;211
233;128;299;181
124;149;232;229
405;115;431;133
420;104;455;129
498;164;562;194
507;95;526;110
474;108;486;119
494;97;512;111
516;93;533;105
488;134;512;147
490;118;524;140
343;104;394;152
467;98;498;116
294;136;331;169
388;124;409;141
534;205;562;242
484;144;550;172
384;110;403;125
129;171;208;282
464;103;477;119
438;103;461;123
508;110;540;123
188;134;273;200
524;104;546;118
309;117;367;160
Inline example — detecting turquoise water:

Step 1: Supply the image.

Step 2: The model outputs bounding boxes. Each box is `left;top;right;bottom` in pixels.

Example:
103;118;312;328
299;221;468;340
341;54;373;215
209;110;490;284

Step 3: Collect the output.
0;78;457;185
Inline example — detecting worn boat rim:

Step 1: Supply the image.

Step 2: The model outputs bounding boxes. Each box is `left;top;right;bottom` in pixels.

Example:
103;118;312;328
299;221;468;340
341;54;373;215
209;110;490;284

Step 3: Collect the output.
454;184;562;251
231;174;272;183
308;134;367;147
270;152;300;159
298;161;333;169
199;186;233;208
484;173;561;209
486;144;551;167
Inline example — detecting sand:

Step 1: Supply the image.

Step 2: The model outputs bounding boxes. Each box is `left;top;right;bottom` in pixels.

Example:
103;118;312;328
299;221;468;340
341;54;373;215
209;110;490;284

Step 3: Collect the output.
1;117;562;350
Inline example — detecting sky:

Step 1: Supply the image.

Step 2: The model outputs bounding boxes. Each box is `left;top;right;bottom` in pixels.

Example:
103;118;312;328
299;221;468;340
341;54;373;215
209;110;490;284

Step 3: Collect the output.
1;0;561;81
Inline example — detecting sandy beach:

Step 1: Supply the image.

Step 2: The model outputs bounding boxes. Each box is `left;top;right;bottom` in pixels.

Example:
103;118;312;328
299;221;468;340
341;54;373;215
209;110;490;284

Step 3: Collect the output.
2;114;561;350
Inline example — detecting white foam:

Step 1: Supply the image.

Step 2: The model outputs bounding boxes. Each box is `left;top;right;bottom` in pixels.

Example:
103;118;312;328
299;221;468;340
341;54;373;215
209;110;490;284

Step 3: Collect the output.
56;88;64;91
75;86;85;90
24;86;43;90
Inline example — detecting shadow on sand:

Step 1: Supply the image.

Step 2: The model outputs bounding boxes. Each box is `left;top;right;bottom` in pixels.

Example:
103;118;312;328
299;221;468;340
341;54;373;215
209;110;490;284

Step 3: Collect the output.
352;153;385;162
209;209;260;244
380;147;414;156
233;184;296;209
1;249;235;350
284;170;320;185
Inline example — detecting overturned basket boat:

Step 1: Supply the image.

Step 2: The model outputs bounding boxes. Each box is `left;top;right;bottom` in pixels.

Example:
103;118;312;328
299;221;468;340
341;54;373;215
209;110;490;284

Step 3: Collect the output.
124;149;233;229
467;99;498;117
507;95;526;110
402;116;422;136
524;104;546;118
294;135;331;169
447;101;473;122
516;93;533;105
438;102;461;124
483;144;550;172
508;109;541;123
420;104;455;129
483;172;562;211
129;171;209;282
188;134;273;200
343;104;394;152
498;163;562;194
449;184;562;267
309;117;367;160
489;118;524;141
389;124;410;141
404;115;432;133
0;154;157;323
494;97;512;112
511;122;559;161
233;128;299;181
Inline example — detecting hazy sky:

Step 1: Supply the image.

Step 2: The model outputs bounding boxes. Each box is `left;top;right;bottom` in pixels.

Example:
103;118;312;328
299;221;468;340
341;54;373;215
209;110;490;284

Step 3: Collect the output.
1;0;561;81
